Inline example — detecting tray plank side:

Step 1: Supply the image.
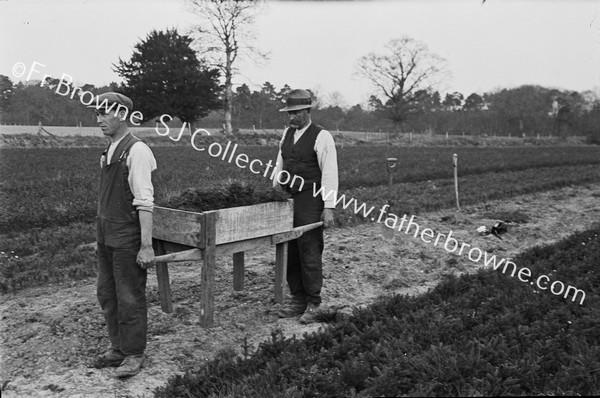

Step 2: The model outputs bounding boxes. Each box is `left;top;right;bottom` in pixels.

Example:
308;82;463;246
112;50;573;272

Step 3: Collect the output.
153;206;205;248
213;201;293;245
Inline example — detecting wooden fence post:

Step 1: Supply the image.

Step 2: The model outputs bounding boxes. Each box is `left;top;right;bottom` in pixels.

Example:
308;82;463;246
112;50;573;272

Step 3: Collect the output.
381;157;397;240
453;153;460;211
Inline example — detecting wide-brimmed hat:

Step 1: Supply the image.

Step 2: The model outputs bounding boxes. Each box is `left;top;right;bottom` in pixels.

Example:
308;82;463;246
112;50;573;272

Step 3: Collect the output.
86;92;133;112
279;89;315;112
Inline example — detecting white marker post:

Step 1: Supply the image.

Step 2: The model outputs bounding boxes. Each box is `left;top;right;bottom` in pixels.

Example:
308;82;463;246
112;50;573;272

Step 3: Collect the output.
381;157;398;240
453;153;460;211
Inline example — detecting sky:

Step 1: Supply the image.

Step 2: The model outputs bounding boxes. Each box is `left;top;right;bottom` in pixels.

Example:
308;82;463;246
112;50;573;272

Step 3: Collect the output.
1;0;600;107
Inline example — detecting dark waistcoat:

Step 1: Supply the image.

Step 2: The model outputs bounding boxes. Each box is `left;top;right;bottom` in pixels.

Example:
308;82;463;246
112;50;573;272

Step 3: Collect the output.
96;133;142;248
280;123;323;193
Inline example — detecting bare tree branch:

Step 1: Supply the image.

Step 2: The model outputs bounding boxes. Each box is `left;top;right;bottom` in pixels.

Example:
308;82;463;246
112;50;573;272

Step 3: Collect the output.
187;0;267;134
355;36;449;129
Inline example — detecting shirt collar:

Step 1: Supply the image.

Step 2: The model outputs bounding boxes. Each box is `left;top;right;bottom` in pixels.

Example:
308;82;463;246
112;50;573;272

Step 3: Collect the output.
294;122;311;135
109;133;127;148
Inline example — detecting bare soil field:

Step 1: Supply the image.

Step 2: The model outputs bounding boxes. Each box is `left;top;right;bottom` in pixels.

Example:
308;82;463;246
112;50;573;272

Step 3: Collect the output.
2;183;599;397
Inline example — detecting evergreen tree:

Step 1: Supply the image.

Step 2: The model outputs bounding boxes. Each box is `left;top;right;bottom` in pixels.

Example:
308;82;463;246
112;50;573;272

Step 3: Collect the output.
442;92;464;111
114;28;221;127
0;75;14;123
463;93;485;111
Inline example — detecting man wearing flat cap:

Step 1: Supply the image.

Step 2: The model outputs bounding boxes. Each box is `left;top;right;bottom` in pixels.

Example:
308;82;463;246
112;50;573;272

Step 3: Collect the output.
273;89;339;324
89;92;156;377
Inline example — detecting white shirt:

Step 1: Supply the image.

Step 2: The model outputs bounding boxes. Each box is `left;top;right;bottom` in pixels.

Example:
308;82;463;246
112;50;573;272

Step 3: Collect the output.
104;134;157;212
273;123;339;208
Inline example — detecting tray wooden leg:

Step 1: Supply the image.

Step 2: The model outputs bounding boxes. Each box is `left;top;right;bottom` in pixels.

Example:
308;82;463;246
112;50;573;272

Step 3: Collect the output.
200;212;217;327
154;240;172;313
274;241;288;303
233;251;245;291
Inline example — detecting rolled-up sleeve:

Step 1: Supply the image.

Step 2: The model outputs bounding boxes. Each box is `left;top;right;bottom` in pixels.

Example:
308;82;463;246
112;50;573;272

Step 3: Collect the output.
315;130;338;208
127;142;157;212
272;128;288;187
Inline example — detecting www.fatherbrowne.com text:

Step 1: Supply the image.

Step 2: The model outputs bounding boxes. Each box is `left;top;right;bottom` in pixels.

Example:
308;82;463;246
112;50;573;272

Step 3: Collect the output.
311;183;586;305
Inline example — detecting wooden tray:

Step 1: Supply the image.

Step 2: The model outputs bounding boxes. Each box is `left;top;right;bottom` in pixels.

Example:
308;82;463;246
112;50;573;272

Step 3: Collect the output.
152;200;294;248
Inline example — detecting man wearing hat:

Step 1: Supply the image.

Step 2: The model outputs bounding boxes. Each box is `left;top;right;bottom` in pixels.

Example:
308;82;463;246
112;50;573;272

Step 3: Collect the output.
273;89;338;324
90;92;157;377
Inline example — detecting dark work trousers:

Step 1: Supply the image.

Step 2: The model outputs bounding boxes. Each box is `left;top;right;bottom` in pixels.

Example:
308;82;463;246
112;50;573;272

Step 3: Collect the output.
288;187;325;305
96;134;148;356
97;242;147;356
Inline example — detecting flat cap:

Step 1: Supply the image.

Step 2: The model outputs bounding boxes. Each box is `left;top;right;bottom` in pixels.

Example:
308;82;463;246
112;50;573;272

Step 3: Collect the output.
87;92;133;112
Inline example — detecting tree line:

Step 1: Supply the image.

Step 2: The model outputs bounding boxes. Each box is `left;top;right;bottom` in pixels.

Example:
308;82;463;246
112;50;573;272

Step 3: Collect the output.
2;72;599;138
229;83;600;139
1;15;599;139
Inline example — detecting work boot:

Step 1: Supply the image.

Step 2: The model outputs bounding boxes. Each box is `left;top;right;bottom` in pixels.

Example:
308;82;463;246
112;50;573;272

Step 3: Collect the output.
299;302;321;324
97;348;125;368
115;354;144;378
277;296;307;318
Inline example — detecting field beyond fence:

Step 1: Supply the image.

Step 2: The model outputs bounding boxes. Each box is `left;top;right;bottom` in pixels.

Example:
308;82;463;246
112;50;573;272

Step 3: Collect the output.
0;125;590;148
